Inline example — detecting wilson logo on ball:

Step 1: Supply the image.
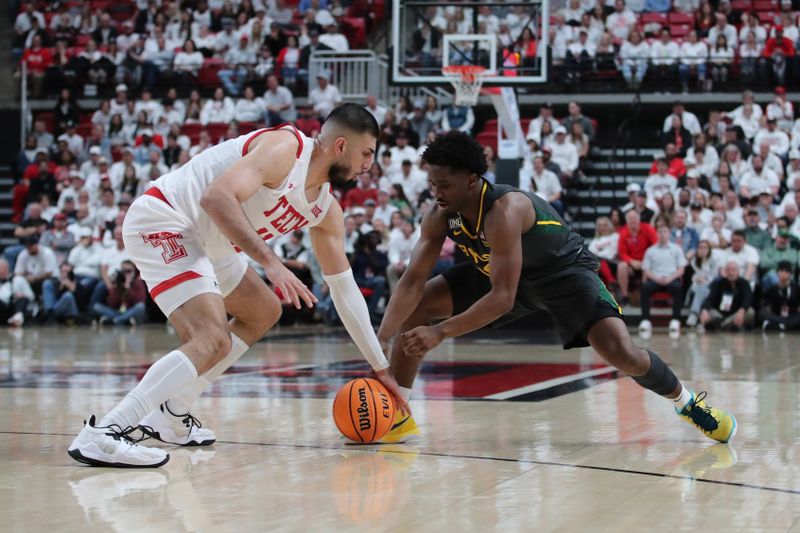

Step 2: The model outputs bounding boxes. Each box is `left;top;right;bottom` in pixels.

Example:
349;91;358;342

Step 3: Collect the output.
357;387;371;431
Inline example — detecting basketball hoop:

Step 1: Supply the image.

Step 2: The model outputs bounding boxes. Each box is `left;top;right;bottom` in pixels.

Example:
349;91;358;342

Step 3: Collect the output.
442;65;489;107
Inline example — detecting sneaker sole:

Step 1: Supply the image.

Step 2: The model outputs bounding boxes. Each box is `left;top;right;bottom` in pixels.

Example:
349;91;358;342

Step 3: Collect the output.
68;448;170;468
140;428;216;447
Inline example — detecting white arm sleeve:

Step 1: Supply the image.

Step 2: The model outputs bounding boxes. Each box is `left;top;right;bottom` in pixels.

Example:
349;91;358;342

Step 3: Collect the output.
324;269;390;371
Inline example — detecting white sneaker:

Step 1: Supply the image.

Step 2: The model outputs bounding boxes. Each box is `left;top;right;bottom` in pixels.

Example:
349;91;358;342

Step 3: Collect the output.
68;415;170;468
669;319;681;335
7;312;24;327
686;314;698;327
139;402;216;446
638;319;652;336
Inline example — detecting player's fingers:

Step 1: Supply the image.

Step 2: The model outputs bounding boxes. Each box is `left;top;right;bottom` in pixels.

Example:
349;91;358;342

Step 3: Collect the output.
283;281;301;309
296;282;316;307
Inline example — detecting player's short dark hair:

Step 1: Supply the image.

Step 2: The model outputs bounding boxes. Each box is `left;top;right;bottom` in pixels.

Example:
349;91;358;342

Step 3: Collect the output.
323;103;379;139
421;131;488;178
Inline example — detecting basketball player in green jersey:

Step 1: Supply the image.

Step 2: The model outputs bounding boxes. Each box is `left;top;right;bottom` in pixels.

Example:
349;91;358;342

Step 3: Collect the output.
376;131;736;444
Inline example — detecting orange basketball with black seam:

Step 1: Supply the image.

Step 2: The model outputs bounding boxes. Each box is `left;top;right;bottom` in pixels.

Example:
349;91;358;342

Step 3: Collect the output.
333;378;395;443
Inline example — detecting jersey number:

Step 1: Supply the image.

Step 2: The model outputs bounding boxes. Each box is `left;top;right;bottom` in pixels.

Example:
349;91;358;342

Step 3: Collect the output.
142;231;188;264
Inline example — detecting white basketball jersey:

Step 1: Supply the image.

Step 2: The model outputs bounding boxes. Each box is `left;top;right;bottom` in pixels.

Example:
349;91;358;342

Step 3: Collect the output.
152;124;334;259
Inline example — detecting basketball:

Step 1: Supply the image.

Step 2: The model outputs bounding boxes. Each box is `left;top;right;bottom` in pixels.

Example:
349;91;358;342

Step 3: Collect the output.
332;378;395;443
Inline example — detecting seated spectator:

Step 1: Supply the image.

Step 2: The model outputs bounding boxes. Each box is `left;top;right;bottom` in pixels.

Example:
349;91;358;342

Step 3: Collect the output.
708;34;734;91
562;101;595;143
350;231;389;324
234;86;264;123
671;210;699;260
550;126;580;184
631;189;655;224
523;156;564;215
639;224;686;336
173;39;204;84
308;70;342;119
753;118;790;159
619;30;649;89
92;260;147;326
650;29;680;90
41;263;82;324
39;212;75;265
299;30;331;87
391;160;428;208
699;260;755;331
739;30;763;84
679;31;708;93
373;189;399;226
720;229;760;285
200;88;235;125
441;105;475;135
343;171;378;209
14;234;58;308
686;240;718;326
617;209;658;304
760;229;798;289
0;258;34;327
67;227;102;311
263;74;296;126
589;216;620;287
759;26;795;87
387;218;418;292
606;0;636;45
564;29;596;84
645;158;678;210
766;86;794;132
738;155;779;200
761;260;800;331
277;35;301;89
701;212;732;249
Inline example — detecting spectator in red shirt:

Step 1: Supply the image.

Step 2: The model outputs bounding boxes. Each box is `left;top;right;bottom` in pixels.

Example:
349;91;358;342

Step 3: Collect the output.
342;171;378;209
761;26;795;86
617;209;658;304
19;34;52;97
295;106;322;137
648;142;686;178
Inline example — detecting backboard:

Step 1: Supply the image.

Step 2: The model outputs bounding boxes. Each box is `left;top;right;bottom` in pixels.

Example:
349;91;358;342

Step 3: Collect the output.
390;0;548;87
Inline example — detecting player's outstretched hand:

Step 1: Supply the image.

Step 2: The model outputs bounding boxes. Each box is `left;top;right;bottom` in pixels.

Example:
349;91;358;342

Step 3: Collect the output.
374;368;411;416
401;325;444;359
263;261;317;309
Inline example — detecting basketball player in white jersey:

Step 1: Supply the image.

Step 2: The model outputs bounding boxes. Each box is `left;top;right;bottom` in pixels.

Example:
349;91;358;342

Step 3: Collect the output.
68;104;408;467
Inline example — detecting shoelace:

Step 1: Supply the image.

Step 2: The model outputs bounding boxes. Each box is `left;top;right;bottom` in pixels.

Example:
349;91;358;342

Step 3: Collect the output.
103;423;154;444
684;391;719;432
164;402;203;435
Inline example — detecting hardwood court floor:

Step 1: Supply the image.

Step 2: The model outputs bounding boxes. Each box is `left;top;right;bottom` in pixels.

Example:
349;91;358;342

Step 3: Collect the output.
1;325;799;532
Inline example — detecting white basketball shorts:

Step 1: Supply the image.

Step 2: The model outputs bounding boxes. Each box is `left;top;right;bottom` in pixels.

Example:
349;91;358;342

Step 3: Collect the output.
122;187;247;317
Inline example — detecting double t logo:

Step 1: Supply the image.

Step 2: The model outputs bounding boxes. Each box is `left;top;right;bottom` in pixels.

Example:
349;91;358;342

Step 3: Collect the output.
141;231;188;264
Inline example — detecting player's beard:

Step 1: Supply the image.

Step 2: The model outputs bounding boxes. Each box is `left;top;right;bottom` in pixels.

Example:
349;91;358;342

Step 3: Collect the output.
328;162;352;187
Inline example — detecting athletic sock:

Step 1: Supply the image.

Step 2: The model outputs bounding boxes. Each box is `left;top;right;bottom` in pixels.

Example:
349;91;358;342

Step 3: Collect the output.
168;333;249;414
397;386;412;402
672;386;693;411
100;350;198;429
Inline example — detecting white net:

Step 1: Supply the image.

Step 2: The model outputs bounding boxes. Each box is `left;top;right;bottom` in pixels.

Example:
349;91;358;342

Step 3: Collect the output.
442;66;487;107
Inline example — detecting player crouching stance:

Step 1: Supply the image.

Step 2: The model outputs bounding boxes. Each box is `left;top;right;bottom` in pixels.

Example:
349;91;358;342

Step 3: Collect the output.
69;104;407;467
377;132;736;445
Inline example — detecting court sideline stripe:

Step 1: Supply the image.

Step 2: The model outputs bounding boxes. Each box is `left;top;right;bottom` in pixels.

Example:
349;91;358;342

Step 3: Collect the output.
4;430;799;496
484;366;618;400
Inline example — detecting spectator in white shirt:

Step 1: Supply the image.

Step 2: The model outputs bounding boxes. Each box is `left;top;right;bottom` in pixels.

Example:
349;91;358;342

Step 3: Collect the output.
751;142;785;179
173;38;204;77
720;230;760;284
662;101;702;136
606;0;637;44
386;218;419;291
549;126;580;181
620;30;649;89
15;234;58;301
645;158;678;210
200;88;235;125
739;13;767;46
726;90;763;123
766;86;794;132
234;86;264;123
565;30;596;83
753;118;791;157
650;29;681;88
372;189;399;226
389;133;419;171
308;70;342;118
391;160;428;206
739;155;780;200
527;104;559;142
708;13;738;49
218;35;257;97
708;34;734;91
319;22;350;52
738;31;763;84
700;212;732;249
262;74;296;125
365;95;388;126
523;156;564;215
678;31;708;93
732;103;760;141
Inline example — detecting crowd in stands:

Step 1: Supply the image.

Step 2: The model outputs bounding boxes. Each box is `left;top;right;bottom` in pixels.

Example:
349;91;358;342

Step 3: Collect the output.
587;90;800;334
14;0;376;98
